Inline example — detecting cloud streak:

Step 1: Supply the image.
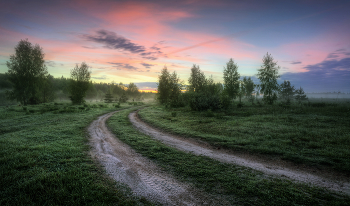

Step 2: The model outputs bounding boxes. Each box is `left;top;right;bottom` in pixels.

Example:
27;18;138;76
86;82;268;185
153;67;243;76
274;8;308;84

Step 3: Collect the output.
82;29;163;60
83;30;146;53
141;63;155;68
108;62;139;71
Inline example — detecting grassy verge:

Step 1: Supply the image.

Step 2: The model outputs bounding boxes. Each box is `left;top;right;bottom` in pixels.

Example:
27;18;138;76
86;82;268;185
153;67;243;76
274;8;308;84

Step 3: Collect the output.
107;108;350;205
138;102;350;173
0;102;153;206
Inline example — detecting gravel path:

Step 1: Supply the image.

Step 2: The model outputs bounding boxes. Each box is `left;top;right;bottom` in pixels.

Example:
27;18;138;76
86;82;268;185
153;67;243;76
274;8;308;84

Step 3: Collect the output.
129;109;350;195
88;110;225;206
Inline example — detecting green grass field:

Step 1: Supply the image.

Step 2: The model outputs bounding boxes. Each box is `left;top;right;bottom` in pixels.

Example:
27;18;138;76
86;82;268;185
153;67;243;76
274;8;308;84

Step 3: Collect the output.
0;102;153;206
1;99;350;205
138;101;350;173
107;107;350;205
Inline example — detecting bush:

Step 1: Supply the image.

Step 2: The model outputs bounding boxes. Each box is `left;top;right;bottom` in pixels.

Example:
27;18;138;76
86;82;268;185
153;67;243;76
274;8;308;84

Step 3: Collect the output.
310;102;326;107
189;92;222;111
119;94;128;103
205;109;214;117
220;94;232;110
171;111;177;117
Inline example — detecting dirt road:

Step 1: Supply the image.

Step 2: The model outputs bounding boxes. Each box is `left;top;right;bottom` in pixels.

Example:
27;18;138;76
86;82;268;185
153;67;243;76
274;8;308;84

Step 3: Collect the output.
88;110;225;205
129;109;350;195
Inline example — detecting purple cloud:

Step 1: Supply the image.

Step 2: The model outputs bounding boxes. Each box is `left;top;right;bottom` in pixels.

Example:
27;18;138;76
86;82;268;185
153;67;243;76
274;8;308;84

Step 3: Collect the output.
281;56;350;92
108;62;139;71
83;30;146;53
140;63;155;68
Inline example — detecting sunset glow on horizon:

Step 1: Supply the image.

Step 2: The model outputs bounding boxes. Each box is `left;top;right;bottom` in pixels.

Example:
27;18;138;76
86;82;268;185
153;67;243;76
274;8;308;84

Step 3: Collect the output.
1;0;349;92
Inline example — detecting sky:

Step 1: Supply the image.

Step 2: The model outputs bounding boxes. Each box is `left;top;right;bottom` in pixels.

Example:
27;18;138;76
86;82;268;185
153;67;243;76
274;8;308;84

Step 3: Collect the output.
0;0;349;92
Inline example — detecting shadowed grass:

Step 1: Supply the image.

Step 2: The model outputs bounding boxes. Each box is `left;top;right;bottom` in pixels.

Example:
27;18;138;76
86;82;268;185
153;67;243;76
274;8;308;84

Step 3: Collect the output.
0;103;154;206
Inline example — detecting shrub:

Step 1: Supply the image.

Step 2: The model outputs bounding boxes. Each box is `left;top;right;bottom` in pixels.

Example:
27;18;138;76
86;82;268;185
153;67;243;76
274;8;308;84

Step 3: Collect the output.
205;109;214;117
220;94;232;110
171;111;177;117
310;102;326;107
189;92;222;111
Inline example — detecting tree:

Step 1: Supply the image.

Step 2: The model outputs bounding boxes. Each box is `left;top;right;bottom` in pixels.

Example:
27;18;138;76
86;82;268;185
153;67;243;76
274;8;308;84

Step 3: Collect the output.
68;62;91;104
0;73;12;89
168;71;183;107
187;71;224;111
295;87;308;103
188;64;206;93
255;84;261;101
104;92;114;103
279;80;295;104
41;74;55;103
157;67;183;106
242;76;255;103
223;58;240;100
126;82;140;100
119;91;128;103
237;80;245;104
157;66;171;104
6;39;48;105
257;53;280;105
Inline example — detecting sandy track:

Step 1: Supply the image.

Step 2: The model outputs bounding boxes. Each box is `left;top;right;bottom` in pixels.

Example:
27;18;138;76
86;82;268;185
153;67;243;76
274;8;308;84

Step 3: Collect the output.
129;109;350;195
88;110;225;206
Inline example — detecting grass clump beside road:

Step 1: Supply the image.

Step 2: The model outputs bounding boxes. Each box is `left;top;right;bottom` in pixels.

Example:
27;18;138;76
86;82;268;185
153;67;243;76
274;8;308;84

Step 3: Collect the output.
138;101;350;173
0;103;153;206
107;108;350;205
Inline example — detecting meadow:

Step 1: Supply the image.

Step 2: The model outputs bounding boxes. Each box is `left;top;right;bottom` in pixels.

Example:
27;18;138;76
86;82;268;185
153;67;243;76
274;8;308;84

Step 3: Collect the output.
107;105;350;205
0;102;153;206
138;99;350;174
1;98;350;205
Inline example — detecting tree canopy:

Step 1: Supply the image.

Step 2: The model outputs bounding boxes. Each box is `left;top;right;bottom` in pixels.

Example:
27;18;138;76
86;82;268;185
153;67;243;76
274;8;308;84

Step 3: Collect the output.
157;66;182;106
68;62;91;104
188;64;206;93
223;58;240;100
279;80;295;104
295;87;308;103
6;39;48;105
257;53;280;105
242;76;255;102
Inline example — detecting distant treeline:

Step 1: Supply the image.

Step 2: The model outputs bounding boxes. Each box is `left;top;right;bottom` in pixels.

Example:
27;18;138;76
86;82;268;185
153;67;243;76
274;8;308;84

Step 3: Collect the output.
0;73;154;104
157;53;310;111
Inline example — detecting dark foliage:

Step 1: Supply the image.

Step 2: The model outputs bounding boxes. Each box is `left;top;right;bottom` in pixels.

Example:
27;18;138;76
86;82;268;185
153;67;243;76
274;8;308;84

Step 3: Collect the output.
68;62;91;104
6;39;48;105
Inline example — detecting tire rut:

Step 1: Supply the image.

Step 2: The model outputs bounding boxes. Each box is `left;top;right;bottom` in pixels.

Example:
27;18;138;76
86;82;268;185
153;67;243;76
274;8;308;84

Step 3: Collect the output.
129;109;350;195
88;110;225;206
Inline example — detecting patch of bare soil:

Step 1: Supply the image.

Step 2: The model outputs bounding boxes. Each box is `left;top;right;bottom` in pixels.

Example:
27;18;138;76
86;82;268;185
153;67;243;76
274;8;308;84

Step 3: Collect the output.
130;109;350;195
88;110;228;206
